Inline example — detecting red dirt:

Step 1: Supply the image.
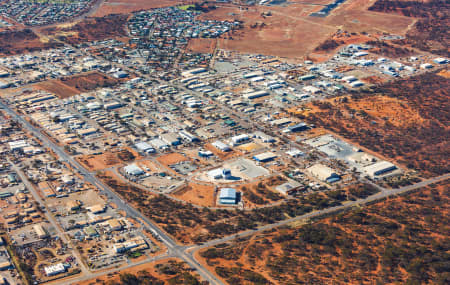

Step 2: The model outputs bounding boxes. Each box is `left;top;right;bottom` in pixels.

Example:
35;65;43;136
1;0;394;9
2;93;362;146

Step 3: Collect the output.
92;0;185;17
77;148;140;171
186;38;217;54
156;153;189;166
34;71;121;98
172;182;216;207
41;14;129;44
0;29;62;56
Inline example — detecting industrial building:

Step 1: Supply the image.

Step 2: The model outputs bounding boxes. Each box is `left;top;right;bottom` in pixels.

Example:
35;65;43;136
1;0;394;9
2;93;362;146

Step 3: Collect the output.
231;134;250;146
253;152;277;162
212;140;231;152
252;131;276;143
219;188;237;204
364;161;397;178
150;138;170;150
208;168;232;180
124;164;145;176
44;263;66;276
135;142;155;153
160;133;181;146
33;224;48;239
286;123;309;132
275;180;304;195
307;164;341;183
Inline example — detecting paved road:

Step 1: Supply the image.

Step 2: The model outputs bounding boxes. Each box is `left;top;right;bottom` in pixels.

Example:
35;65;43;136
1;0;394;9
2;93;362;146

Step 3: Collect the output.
51;252;173;285
8;159;90;274
2;98;448;284
0;100;224;285
184;173;450;253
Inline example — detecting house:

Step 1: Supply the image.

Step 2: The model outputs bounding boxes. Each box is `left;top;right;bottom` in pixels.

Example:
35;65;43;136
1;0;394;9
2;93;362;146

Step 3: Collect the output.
107;219;124;232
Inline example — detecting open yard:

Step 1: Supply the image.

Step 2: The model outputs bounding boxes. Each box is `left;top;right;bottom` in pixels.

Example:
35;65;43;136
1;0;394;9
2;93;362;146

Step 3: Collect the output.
77;148;139;171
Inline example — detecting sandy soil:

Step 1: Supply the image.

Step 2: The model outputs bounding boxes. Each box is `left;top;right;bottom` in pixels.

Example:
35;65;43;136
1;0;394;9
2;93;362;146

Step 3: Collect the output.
194;0;414;58
74;258;194;285
0;29;62;56
77;147;140;171
186;37;217;54
92;0;185;17
34;71;121;98
156;152;189;166
172;182;216;207
199;4;334;59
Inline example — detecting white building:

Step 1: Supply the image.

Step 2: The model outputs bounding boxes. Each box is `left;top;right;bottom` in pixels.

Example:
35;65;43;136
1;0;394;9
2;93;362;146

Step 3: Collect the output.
212;140;231;152
124;164;144;176
44;263;66;276
364;161;397;178
307;164;340;183
207;168;232;180
231;134;250;146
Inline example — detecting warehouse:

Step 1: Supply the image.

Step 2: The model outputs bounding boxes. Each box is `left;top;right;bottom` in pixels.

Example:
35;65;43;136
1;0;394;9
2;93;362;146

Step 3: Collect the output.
179;130;199;142
33;224;48;239
253;131;275;143
135;142;155;154
219;188;237;204
124;164;144;176
253;152;277;162
150;138;170;150
212;140;231;152
307;164;340;183
364;161;397;178
243;90;269;99
44;263;66;277
287;122;309;132
160;133;181;146
231;134;250;146
275;180;303;195
208;168;232;180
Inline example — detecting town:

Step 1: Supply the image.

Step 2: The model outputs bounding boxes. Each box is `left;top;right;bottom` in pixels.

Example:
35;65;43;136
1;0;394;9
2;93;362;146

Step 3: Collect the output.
0;0;448;284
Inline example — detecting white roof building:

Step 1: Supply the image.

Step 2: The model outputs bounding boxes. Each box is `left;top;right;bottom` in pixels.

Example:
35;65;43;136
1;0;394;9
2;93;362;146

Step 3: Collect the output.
212;140;231;152
44;263;66;276
124;164;144;176
307;164;340;183
364;161;397;178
